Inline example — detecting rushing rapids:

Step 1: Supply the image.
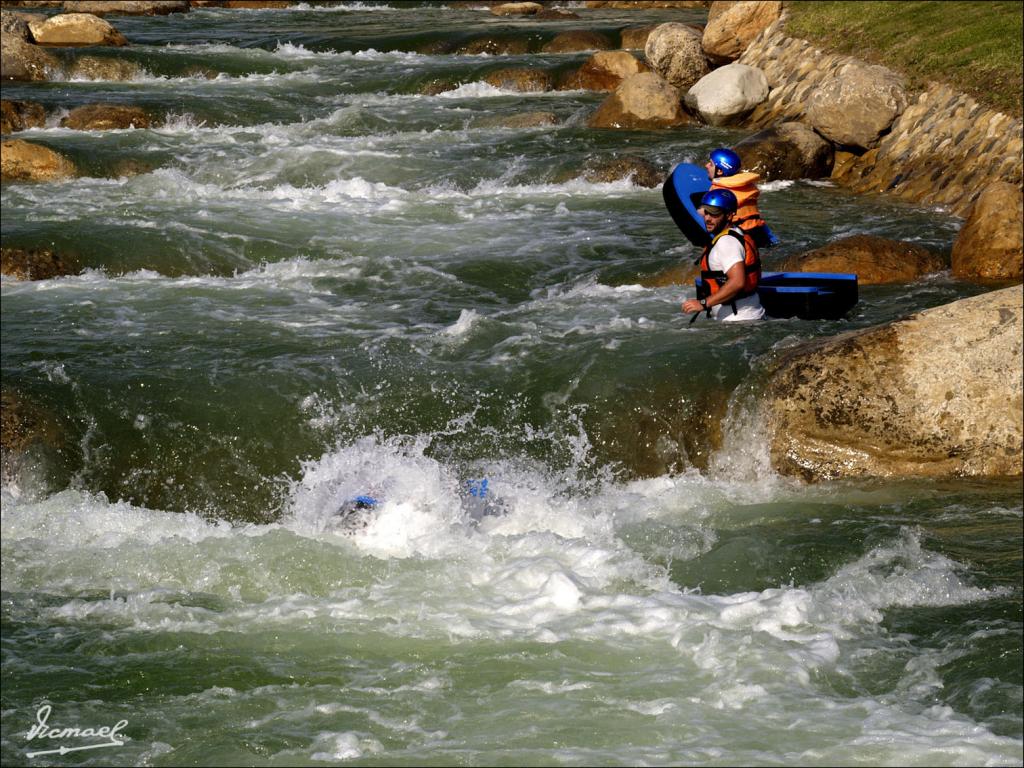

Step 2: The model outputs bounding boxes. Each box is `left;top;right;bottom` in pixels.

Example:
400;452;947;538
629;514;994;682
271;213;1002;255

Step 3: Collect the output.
1;4;1020;766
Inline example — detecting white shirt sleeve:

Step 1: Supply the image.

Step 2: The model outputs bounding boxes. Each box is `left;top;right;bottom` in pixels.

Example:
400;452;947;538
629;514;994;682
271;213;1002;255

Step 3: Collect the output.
709;233;745;274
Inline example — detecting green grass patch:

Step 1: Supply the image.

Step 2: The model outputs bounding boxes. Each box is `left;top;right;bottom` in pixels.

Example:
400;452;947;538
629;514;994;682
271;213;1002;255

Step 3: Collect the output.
785;1;1023;117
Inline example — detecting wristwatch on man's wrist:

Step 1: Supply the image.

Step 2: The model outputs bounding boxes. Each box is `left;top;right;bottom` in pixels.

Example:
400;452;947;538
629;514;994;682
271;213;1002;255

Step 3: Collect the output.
699;298;708;309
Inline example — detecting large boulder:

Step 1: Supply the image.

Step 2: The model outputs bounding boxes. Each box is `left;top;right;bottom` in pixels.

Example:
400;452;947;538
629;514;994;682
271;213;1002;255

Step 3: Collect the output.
1;139;76;181
559;50;648;92
483;67;552;92
1;99;46;133
1;31;60;80
61;1;189;15
587;71;690;130
65;55;141;80
951;181;1024;282
806;61;908;151
541;30;614;53
1;246;75;280
764;285;1023;481
684;62;767;126
702;0;782;62
28;12;128;46
783;234;944;285
644;22;708;91
60;103;151;130
733;121;833;180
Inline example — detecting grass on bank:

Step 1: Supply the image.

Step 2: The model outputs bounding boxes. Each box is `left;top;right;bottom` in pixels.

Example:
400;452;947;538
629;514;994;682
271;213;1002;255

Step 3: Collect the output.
785;1;1023;118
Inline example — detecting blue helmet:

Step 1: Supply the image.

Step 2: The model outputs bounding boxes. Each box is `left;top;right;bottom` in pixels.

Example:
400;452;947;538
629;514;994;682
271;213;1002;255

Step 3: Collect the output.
710;147;741;177
699;188;738;214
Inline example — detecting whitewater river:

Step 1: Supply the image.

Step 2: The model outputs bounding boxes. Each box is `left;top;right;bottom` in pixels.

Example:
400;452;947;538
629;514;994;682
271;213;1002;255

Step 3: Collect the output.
1;3;1021;765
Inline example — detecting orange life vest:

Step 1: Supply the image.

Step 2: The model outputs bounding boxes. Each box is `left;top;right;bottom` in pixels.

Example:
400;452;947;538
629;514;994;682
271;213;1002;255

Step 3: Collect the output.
711;172;766;231
697;227;762;314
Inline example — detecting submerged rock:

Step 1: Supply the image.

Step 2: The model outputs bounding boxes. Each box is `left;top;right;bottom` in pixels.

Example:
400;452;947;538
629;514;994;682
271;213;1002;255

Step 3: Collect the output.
483;67;552;93
764;285;1023;481
1;99;46;133
1;138;76;181
66;55;142;80
61;1;189;15
782;234;945;285
474;111;559;129
60;103;151;130
951;181;1024;282
1;246;76;280
455;36;530;56
541;30;614;53
619;25;657;50
0;389;65;488
580;155;663;187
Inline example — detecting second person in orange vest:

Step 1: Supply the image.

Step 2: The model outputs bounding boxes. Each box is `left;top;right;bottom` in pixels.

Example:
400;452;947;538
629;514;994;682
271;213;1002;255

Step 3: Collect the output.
705;148;777;249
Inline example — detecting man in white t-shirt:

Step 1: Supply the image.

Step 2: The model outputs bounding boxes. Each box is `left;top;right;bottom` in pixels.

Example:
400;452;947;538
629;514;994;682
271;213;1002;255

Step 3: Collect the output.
681;189;765;322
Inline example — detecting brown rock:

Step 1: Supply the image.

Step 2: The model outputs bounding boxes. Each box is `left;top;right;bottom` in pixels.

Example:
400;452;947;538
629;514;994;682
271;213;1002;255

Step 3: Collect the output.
535;8;579;19
541;30;613;53
484;67;552;92
28;12;128;46
951;181;1024;282
455;37;530;56
1;99;46;133
192;0;293;7
490;2;541;15
636;261;699;288
560;50;648;92
783;234;945;285
581;155;663;187
1;9;42;38
644;22;708;91
65;55;141;80
620;25;657;50
1;138;76;181
587;71;690;130
1;246;74;279
419;77;458;96
474;111;559;129
1;31;60;80
60;103;151;130
61;1;188;15
1;389;65;486
765;285;1023;481
734;121;833;180
702;0;782;62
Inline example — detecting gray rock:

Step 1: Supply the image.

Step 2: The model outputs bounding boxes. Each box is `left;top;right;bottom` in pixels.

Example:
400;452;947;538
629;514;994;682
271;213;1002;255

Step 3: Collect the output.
644;22;708;91
685;62;767;126
806;61;908;150
1;31;60;80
